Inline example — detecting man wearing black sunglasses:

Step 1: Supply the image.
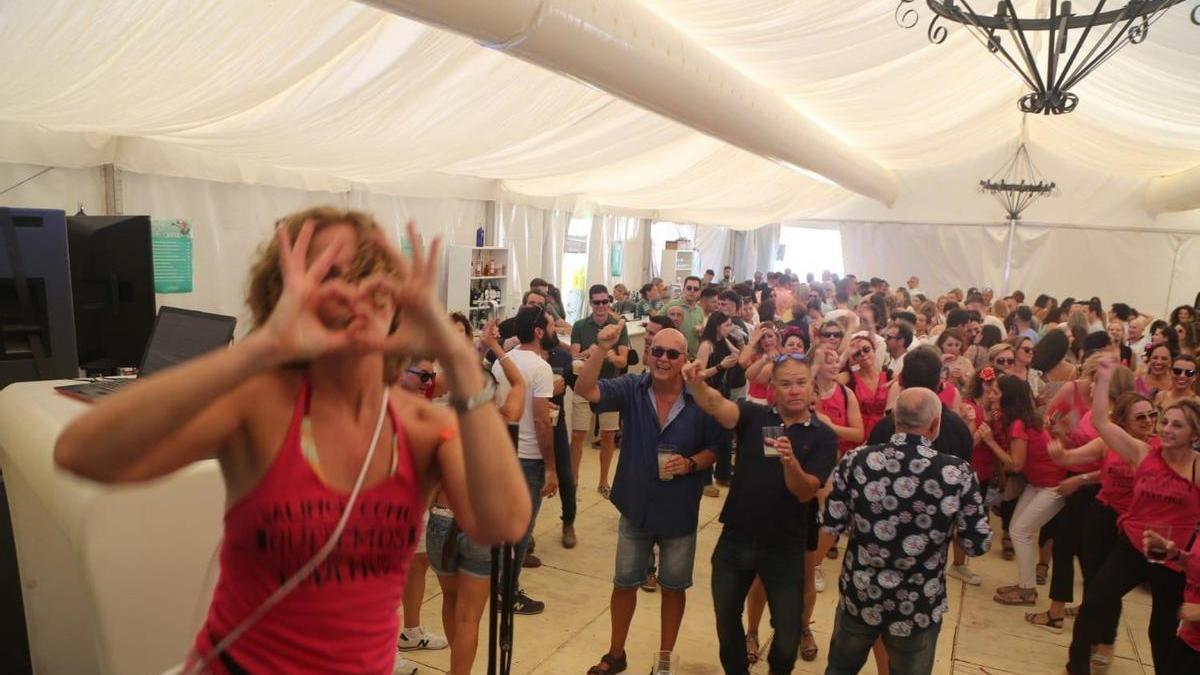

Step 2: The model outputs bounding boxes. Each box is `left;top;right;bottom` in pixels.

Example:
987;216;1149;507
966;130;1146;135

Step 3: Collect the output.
664;275;705;358
570;284;631;499
576;320;724;675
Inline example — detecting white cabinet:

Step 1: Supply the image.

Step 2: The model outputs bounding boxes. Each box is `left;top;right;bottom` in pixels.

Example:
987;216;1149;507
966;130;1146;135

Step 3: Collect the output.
659;248;696;297
446;245;511;330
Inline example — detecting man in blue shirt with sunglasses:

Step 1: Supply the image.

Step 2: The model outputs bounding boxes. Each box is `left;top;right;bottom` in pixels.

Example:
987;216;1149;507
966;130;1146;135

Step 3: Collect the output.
575;319;725;675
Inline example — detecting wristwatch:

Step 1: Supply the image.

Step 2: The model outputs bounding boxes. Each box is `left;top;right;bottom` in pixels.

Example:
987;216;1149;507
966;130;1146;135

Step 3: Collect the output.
449;379;496;414
685;457;698;474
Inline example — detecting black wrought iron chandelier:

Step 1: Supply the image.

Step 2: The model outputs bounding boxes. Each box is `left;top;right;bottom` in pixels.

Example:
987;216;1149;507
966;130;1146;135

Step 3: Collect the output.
895;1;1200;115
980;142;1056;220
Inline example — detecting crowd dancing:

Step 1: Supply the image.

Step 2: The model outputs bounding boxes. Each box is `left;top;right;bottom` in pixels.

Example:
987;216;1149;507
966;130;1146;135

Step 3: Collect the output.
52;208;1200;675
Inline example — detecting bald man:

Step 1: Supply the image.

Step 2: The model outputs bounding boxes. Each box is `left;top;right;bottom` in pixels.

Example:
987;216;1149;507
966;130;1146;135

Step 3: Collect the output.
575;322;726;673
821;389;991;675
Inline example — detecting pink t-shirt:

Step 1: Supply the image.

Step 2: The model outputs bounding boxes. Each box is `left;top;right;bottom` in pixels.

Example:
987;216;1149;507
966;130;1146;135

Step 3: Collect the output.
1011;419;1065;488
192;378;423;674
1119;444;1200;573
1180;535;1200;652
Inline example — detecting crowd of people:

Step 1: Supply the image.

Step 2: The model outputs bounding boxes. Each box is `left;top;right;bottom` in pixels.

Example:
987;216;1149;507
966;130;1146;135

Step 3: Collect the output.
51;208;1200;675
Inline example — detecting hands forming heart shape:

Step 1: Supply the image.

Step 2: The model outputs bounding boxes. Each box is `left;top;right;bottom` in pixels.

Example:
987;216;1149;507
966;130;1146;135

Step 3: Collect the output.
259;219;456;364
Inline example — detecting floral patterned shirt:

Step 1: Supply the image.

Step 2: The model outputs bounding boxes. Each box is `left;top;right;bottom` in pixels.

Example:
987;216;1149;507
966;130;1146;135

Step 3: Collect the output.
820;433;992;636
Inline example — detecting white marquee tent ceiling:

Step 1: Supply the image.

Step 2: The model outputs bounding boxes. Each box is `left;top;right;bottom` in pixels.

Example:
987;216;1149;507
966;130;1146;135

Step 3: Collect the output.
1;0;1198;228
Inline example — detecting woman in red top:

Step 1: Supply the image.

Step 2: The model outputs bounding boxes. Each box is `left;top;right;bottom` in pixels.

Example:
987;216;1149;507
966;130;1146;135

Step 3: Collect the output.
741;322;781;405
982;375;1067;606
837;335;888;438
53;209;531;675
1141;528;1200;673
1066;357;1200;675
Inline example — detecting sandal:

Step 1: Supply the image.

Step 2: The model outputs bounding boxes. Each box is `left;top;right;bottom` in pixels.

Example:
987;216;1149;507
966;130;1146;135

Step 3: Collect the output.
586;652;627;675
1002;535;1015;561
746;633;760;664
800;627;818;662
1035;562;1049;586
598;485;611;499
1064;605;1080;618
1024;610;1064;634
994;586;1037;606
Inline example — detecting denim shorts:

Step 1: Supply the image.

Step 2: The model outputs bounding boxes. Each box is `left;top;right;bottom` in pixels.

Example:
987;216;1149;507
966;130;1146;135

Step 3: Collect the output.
426;510;491;579
613;515;697;591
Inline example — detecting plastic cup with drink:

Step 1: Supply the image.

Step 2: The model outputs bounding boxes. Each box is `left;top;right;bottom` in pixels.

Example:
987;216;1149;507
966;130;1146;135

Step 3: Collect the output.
762;426;785;457
657;444;678;481
652;651;679;675
1146;525;1174;563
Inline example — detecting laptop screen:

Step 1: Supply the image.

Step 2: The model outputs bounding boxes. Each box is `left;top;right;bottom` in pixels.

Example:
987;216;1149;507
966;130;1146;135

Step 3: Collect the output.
138;307;237;377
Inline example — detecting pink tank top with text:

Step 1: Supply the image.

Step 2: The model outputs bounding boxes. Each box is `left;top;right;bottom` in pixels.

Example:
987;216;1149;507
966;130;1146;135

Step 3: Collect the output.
1096;444;1144;515
818;383;857;455
1119;443;1200;572
853;370;889;439
193;377;423;674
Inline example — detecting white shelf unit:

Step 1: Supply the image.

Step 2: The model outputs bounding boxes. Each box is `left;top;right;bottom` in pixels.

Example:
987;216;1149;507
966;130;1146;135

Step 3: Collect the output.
660;248;696;299
446;245;512;331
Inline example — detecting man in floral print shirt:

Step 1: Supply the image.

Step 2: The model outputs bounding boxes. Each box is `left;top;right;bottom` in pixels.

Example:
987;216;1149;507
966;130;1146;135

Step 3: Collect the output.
820;388;992;674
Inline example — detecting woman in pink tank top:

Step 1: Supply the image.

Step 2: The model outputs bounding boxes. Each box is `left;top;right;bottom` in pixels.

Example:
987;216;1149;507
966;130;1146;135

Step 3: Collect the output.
810;344;864;456
1066;357;1200;675
54;210;532;675
838;335;888;438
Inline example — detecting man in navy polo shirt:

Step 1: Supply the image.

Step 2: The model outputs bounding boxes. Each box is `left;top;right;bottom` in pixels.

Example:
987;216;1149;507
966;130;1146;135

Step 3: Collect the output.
684;354;838;675
575;320;725;675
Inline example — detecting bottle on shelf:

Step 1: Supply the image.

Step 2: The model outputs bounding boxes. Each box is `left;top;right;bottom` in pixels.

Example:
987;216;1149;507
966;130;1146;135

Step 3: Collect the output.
475;225;485;247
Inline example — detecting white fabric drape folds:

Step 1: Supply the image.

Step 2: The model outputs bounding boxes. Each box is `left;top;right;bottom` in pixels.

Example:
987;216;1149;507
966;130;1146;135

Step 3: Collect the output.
497;202;546;305
2;1;1196;228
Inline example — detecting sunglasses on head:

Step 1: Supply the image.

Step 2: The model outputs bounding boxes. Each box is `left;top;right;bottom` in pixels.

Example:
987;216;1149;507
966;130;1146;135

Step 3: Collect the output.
591;299;610;306
1133;410;1160;423
995;357;1015;366
774;353;808;364
650;346;684;360
407;368;435;383
821;331;844;339
1174;367;1198;377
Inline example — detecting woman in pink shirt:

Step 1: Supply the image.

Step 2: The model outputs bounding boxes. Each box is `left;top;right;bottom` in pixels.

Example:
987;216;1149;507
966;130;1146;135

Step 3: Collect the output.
982;375;1066;606
1141;528;1200;673
53;209;531;675
1066;356;1200;674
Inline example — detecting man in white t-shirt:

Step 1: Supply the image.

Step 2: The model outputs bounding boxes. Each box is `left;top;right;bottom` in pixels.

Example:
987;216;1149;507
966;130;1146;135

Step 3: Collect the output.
492;306;558;614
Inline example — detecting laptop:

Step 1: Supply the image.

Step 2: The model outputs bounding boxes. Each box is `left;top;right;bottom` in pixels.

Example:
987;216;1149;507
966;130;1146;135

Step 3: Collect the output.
56;306;237;402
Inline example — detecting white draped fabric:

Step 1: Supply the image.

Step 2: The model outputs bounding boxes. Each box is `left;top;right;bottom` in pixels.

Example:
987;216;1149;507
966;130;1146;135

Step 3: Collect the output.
0;0;1197;228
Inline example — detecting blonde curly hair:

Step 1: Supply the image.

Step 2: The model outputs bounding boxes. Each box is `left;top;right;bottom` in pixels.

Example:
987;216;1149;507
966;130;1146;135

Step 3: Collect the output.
245;206;396;328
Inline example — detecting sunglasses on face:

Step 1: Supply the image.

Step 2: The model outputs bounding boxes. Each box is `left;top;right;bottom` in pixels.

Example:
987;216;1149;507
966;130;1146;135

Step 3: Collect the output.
821;331;843;339
1019;346;1033;353
1174;367;1198;378
774;353;808;364
407;368;435;383
995;357;1015;366
854;347;873;358
650;346;684;360
885;334;902;341
591;299;610;306
1133;410;1160;423
685;286;700;292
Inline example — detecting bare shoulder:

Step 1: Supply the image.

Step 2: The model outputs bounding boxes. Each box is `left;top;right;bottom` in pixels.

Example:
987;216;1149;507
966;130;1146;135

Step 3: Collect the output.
389;386;454;469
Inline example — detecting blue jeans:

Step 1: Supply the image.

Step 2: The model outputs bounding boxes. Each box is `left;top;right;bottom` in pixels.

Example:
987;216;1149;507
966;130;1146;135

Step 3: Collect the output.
513;458;545;588
613;516;697;591
711;528;806;675
553;420;575;526
825;607;940;675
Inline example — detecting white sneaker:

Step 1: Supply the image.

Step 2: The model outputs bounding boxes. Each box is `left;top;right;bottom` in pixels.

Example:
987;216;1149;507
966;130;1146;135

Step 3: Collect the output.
398;626;449;651
948;564;982;586
814;566;826;593
392;653;418;675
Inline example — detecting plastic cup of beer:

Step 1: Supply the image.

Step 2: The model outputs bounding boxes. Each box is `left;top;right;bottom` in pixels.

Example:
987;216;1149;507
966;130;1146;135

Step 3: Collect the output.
762;426;785;457
657;444;678;481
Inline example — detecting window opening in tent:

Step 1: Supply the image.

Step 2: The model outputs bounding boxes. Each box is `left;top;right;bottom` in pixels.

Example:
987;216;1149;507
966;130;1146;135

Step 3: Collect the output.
774;226;844;279
561;216;591;322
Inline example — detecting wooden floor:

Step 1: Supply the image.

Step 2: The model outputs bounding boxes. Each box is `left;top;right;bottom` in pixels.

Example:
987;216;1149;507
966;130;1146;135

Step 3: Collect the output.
403;448;1157;674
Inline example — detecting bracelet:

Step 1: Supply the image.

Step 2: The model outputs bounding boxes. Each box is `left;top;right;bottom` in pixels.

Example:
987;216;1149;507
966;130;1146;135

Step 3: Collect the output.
686;457;698;473
448;379;496;414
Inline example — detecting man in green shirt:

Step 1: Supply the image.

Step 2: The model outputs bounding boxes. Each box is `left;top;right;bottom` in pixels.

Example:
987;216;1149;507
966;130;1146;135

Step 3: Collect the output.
664;275;705;358
570;284;630;498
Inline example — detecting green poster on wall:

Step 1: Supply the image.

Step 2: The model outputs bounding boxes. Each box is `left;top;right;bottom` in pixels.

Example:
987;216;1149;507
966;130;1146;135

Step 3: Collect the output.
151;219;193;293
610;243;623;277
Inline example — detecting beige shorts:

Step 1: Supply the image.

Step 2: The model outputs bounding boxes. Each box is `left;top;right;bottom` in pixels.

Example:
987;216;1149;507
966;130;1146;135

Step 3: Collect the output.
571;392;619;433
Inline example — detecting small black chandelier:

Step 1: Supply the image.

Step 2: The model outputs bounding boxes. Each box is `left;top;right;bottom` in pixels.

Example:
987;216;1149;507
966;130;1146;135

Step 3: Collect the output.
895;1;1199;115
980;142;1056;220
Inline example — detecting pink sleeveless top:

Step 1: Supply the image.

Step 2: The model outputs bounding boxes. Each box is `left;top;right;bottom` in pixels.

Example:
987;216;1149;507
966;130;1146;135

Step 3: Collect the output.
1119;443;1200;572
937;381;957;410
818;383;857;455
193;377;423;674
962;399;994;483
853;370;889;438
1181;535;1200;651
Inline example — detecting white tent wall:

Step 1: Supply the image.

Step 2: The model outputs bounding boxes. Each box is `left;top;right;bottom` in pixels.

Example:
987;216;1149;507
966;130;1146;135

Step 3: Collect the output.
497;202;546;305
0;163;104;214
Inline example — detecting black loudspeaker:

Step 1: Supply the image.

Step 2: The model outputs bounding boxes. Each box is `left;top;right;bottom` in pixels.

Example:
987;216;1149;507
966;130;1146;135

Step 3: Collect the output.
0;207;79;389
